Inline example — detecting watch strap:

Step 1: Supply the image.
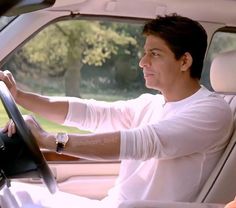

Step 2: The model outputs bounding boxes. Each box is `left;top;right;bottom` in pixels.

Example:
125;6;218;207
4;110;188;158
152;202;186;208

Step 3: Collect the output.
56;142;65;154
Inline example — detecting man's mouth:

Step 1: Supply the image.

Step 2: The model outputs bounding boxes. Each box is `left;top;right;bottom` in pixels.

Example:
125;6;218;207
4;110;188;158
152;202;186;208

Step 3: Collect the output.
143;72;154;79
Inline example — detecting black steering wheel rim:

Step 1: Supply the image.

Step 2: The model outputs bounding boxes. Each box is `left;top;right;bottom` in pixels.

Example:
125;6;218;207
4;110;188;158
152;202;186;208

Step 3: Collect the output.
0;81;57;194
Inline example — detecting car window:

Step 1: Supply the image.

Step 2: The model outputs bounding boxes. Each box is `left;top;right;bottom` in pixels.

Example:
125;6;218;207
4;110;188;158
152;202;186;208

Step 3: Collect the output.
201;27;236;89
1;18;155;161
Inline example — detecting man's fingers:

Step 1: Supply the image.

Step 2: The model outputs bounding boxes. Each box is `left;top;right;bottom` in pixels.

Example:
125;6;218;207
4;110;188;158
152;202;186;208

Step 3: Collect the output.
3;70;16;87
4;119;17;137
2;115;40;138
0;70;16;91
9;120;16;137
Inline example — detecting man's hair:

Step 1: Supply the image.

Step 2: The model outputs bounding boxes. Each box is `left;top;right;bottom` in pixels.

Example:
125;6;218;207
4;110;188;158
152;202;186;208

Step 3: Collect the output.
142;14;207;79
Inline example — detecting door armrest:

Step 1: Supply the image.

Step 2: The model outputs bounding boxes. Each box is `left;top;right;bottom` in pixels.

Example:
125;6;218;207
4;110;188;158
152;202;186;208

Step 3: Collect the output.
118;200;225;208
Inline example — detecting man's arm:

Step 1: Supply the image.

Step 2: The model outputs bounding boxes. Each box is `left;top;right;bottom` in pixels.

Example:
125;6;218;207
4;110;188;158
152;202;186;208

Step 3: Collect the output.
0;70;69;124
16;89;69;124
43;131;121;161
5;115;121;160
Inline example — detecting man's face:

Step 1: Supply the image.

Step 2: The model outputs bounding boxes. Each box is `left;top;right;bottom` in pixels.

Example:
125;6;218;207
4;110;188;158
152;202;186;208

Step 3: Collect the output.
139;35;184;92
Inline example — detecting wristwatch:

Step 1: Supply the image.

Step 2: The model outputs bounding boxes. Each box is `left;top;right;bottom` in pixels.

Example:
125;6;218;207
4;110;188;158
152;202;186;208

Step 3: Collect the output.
55;132;69;154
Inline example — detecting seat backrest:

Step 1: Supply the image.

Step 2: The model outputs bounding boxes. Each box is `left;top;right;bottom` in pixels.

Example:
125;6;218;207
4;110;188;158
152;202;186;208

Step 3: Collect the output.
196;50;236;204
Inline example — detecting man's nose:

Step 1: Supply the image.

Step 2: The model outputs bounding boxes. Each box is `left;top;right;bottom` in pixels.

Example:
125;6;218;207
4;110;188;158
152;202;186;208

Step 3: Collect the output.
139;54;150;69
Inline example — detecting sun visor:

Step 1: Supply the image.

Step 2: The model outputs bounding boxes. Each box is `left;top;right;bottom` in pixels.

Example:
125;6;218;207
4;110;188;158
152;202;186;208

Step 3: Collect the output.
3;0;56;17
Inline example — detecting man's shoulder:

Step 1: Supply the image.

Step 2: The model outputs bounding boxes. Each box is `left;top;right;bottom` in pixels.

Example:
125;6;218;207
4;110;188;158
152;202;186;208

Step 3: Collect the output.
190;86;230;107
187;92;233;123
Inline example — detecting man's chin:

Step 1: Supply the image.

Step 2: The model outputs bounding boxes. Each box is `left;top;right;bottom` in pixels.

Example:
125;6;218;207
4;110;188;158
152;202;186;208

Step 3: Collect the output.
145;83;160;91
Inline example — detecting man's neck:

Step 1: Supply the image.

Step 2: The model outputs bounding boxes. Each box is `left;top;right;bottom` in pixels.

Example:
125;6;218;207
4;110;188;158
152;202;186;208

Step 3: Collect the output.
162;80;201;103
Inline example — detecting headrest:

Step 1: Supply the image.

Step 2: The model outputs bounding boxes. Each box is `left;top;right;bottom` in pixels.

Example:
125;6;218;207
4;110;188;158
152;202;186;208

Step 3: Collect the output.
210;50;236;93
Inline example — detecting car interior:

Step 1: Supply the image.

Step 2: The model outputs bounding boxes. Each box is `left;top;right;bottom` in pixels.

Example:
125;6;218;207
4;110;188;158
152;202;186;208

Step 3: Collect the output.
0;0;236;208
1;46;236;208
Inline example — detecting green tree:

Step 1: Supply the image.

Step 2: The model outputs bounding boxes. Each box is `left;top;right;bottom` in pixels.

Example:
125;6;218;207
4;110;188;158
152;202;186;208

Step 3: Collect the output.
22;20;137;97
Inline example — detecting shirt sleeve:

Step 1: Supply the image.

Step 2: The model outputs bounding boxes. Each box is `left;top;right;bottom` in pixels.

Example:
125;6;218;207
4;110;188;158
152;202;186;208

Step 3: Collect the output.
120;97;233;160
63;97;135;132
63;94;157;132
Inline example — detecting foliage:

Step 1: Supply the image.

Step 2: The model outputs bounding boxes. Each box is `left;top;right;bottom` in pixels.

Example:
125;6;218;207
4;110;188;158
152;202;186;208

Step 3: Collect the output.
207;32;236;61
3;19;151;98
22;20;137;76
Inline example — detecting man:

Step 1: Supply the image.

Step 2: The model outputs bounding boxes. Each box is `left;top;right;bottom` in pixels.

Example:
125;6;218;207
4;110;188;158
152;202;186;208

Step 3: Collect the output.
0;14;233;207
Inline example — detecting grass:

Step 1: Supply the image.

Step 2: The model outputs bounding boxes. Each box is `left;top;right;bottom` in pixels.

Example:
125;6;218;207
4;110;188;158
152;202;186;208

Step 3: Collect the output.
0;103;85;134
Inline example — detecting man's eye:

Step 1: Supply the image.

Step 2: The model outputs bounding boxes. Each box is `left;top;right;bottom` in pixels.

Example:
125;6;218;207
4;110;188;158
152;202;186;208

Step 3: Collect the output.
152;52;160;56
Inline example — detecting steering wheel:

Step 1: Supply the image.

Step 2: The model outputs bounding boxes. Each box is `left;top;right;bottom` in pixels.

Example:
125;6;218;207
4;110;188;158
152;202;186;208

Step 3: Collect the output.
0;81;57;194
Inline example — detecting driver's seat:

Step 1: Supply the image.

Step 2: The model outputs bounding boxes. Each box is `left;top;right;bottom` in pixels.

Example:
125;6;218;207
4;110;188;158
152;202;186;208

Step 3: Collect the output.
196;50;236;204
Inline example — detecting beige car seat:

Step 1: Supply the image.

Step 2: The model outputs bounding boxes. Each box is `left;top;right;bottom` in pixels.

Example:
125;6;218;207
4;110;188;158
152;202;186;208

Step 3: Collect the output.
196;50;236;204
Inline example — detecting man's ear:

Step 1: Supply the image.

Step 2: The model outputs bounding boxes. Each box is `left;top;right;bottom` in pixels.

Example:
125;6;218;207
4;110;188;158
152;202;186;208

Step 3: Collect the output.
180;52;193;72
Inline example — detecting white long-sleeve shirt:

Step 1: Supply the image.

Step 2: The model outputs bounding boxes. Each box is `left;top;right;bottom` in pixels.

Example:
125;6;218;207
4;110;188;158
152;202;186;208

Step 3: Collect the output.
63;86;233;204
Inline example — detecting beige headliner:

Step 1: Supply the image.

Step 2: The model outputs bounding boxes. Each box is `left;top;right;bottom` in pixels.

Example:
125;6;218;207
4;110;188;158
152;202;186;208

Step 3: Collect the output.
49;0;236;26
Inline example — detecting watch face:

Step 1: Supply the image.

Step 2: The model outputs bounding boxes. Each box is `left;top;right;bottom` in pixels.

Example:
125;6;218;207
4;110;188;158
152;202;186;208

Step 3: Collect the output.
56;133;69;154
56;133;69;144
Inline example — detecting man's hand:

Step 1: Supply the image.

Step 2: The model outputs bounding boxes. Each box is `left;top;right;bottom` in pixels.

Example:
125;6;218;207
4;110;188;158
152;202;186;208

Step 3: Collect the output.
2;115;49;148
0;70;18;100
